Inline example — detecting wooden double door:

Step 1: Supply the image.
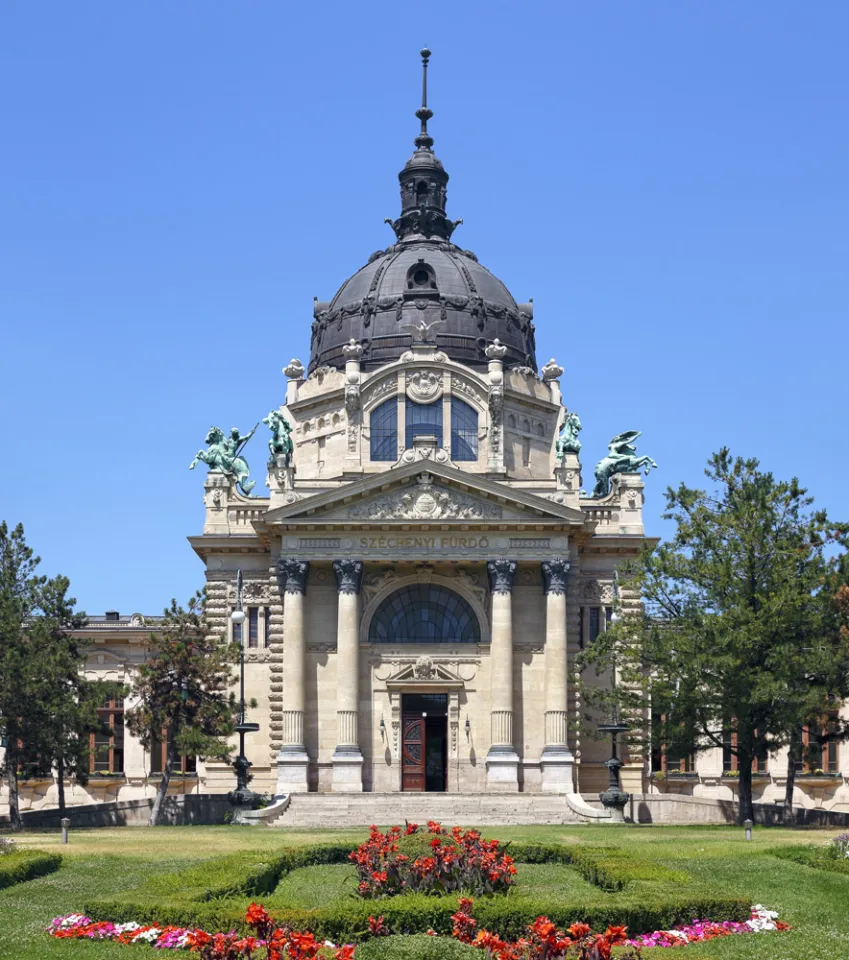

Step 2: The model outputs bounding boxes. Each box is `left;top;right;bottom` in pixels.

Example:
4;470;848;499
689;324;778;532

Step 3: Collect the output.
401;693;448;792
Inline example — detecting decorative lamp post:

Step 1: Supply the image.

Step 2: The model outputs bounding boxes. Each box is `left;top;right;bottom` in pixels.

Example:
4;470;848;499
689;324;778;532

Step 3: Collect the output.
228;570;260;809
598;570;630;821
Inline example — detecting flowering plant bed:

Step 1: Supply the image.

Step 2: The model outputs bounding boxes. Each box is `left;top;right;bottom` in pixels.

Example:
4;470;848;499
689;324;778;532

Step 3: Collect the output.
47;899;790;958
349;822;516;899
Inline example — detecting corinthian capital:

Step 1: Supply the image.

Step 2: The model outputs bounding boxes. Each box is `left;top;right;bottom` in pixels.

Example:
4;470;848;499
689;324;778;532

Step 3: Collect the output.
333;559;364;595
487;558;517;595
541;557;571;596
277;558;310;595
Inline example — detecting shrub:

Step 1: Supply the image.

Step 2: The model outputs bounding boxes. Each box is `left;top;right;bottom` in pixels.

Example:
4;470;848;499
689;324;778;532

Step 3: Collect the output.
356;934;477;958
350;824;515;899
84;837;751;942
0;850;62;889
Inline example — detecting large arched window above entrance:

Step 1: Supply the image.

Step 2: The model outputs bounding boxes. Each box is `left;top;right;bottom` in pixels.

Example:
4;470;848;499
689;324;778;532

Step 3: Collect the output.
369;584;481;644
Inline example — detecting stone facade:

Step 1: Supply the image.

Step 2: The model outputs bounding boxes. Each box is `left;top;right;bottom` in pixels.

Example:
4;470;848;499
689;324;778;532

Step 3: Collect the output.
3;53;847;819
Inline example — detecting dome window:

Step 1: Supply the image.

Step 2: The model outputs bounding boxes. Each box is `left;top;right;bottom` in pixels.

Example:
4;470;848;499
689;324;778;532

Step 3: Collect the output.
406;261;437;290
451;397;478;462
370;398;398;462
416;180;429;205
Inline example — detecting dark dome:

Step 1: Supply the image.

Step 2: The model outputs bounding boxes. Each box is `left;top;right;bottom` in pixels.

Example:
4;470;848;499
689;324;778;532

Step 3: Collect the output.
308;49;536;375
309;240;536;373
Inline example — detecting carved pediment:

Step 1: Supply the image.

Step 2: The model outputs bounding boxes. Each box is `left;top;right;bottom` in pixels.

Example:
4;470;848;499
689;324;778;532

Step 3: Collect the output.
262;459;586;526
382;655;467;689
349;473;501;521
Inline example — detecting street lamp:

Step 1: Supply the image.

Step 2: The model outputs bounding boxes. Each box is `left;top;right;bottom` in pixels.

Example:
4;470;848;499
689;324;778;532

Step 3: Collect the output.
228;569;260;809
599;569;630;821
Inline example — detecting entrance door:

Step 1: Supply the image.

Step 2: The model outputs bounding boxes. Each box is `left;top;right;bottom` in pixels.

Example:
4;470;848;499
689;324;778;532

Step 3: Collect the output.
402;693;448;792
402;716;425;791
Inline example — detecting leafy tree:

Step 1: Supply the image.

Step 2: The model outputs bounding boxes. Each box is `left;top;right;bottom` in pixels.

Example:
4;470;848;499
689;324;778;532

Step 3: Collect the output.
0;523;87;829
579;450;849;824
126;592;239;826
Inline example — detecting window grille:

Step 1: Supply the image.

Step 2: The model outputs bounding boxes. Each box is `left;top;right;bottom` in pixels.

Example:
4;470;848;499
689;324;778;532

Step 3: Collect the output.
370;398;398;461
451;397;478;461
369;584;480;644
405;400;443;449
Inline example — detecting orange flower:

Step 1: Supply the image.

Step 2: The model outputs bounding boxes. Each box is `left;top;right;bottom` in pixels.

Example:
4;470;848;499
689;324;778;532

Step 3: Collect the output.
604;924;628;944
567;922;592;939
245;902;271;929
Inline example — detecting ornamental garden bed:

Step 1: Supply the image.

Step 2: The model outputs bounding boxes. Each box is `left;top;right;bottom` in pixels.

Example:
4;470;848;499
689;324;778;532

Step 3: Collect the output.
0;824;823;960
75;822;760;949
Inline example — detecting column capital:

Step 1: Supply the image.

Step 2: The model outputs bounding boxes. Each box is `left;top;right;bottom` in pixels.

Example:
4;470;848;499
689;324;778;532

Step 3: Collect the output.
487;558;517;595
541;557;571;596
277;558;310;595
333;559;364;595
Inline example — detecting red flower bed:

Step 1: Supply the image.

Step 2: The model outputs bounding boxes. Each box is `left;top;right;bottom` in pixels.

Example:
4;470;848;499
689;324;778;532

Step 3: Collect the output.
349;821;517;899
452;898;639;960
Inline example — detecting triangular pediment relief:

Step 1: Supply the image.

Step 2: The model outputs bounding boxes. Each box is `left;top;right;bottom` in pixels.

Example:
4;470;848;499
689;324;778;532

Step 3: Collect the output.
382;656;467;689
263;460;584;525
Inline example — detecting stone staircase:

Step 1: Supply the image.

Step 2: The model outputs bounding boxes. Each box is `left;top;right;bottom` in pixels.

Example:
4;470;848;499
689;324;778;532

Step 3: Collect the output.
268;793;594;827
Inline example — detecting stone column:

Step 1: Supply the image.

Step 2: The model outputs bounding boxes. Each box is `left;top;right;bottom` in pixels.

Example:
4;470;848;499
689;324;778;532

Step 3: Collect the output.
541;558;575;792
331;559;364;792
486;558;519;791
275;559;310;794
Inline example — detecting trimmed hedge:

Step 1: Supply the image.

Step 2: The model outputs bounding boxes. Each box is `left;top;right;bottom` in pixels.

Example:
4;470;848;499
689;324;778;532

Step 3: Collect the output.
84;840;751;942
356;935;478;959
0;850;62;889
772;844;849;876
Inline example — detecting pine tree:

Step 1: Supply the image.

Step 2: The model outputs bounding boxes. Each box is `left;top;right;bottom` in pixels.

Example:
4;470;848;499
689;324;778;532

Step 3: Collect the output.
126;592;239;826
0;523;87;830
580;450;849;824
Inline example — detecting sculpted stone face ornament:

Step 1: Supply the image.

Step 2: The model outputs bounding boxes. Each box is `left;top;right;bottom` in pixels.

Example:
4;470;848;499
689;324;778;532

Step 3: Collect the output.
189;423;258;496
592;430;657;498
555;411;582;459
263;409;294;468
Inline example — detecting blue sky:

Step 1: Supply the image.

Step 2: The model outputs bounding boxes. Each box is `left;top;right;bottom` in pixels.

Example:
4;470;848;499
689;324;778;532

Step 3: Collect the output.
1;3;846;615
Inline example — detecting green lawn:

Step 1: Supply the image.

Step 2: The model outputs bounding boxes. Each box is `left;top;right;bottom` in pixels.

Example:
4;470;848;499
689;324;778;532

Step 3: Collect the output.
0;824;846;958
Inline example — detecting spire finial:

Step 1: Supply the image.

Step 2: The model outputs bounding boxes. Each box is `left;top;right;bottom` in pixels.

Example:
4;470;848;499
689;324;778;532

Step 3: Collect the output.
414;46;434;151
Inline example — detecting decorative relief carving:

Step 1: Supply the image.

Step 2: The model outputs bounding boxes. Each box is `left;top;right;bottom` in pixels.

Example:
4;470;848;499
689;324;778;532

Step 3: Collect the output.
580;578;613;603
277;559;310;595
333;559;364;595
452;378;485;407
400;445;450;464
362;569;399;603
541;558;571;596
244;649;272;663
414;655;435;679
362;376;398;409
406;370;443;402
348;473;502;521
227;580;271;603
487;558;517;595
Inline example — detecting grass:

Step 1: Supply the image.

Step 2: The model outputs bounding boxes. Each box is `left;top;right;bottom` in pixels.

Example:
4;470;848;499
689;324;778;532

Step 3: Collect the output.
0;824;845;958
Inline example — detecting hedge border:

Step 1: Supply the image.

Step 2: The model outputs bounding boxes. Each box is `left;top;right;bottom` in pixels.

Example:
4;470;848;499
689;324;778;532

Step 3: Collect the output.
0;850;62;890
772;844;849;876
84;839;750;942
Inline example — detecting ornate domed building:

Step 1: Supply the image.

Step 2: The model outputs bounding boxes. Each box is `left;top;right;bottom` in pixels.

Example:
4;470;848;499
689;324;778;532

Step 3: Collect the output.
181;50;653;814
2;52;667;826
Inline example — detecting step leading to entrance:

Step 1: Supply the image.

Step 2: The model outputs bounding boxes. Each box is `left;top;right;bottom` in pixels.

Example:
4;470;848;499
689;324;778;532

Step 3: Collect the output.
268;793;592;827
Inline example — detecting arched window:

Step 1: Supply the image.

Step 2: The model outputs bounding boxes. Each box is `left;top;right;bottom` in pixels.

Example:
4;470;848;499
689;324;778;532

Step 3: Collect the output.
369;584;481;644
370;398;398;462
451;397;478;461
406;400;443;449
416;180;429;205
